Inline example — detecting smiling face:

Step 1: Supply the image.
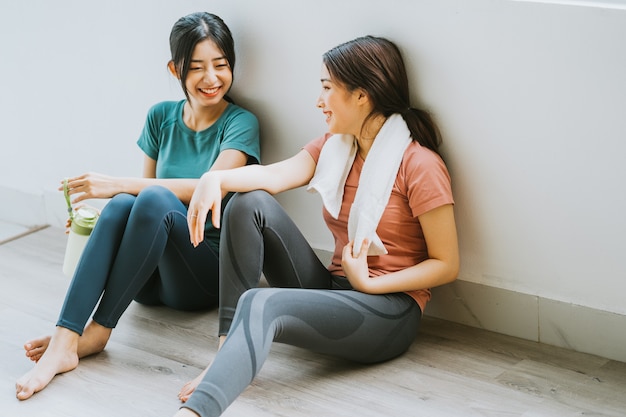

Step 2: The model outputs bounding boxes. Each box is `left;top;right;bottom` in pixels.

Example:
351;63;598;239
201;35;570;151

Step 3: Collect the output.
174;39;233;109
317;64;366;137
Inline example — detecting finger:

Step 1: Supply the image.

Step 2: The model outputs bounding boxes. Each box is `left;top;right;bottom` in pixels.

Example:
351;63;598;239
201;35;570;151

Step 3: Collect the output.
187;208;200;246
350;238;369;258
70;179;87;194
195;208;208;245
71;194;85;205
187;204;206;247
358;238;370;258
59;177;73;191
63;179;83;197
187;210;195;245
342;241;354;259
211;202;221;229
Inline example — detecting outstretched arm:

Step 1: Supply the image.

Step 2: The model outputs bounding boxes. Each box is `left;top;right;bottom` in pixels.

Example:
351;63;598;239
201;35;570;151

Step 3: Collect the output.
61;150;248;205
187;149;317;247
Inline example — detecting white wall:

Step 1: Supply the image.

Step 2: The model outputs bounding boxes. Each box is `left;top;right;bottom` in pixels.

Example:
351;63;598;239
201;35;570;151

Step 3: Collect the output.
2;0;625;343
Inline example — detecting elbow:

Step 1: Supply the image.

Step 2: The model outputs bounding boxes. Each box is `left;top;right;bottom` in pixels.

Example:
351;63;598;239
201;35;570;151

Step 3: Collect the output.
422;257;459;290
447;268;459;285
439;269;458;288
449;255;460;282
261;185;280;195
441;256;460;286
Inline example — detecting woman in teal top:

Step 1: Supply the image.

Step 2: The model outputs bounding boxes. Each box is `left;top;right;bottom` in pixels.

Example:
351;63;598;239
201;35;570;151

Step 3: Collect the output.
16;12;260;401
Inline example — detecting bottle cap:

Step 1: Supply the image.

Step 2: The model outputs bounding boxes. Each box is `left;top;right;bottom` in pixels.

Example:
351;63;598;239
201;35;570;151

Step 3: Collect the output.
70;207;99;236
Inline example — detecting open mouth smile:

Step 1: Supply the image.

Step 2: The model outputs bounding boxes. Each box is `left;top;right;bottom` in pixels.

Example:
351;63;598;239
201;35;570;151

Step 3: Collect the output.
199;86;220;96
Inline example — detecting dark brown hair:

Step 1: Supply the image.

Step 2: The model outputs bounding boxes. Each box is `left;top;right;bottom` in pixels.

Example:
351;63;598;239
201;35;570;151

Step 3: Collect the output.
169;12;235;103
323;36;442;154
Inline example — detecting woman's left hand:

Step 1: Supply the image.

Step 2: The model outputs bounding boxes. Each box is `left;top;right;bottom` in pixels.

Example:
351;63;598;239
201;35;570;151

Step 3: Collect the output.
341;239;372;292
187;172;223;247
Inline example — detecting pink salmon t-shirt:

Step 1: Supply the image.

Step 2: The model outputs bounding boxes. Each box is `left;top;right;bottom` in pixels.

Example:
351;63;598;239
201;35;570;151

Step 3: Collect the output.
304;133;454;312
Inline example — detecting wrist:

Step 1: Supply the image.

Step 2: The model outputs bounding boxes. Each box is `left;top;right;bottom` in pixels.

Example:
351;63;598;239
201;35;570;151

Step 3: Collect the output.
116;177;130;195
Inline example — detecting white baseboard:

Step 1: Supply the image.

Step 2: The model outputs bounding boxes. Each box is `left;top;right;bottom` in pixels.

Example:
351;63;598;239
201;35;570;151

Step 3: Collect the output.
427;280;626;363
0;186;47;227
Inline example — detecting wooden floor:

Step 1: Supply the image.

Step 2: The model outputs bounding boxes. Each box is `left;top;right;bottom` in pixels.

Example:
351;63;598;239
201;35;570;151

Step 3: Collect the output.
1;226;625;417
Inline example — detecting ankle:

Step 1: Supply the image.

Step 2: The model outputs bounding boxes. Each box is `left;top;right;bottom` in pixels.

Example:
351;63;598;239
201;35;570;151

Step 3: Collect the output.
51;327;80;349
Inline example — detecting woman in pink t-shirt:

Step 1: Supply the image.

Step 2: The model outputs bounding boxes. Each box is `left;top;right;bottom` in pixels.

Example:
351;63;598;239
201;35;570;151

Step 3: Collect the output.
177;36;459;417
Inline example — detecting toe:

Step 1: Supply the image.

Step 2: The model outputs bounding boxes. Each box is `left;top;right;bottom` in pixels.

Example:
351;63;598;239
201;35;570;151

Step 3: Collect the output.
16;384;34;401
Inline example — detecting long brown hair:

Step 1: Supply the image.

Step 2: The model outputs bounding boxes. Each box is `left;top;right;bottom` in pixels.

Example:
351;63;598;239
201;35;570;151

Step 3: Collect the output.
322;36;442;155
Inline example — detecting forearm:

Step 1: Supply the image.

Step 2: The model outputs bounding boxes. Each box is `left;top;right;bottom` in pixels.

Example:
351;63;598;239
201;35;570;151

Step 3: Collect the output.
117;177;199;204
360;258;458;295
212;165;281;195
133;149;247;204
357;203;460;294
212;152;315;195
188;151;315;246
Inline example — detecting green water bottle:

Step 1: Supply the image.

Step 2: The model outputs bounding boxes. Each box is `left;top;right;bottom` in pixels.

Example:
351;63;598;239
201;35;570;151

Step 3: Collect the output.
61;180;99;277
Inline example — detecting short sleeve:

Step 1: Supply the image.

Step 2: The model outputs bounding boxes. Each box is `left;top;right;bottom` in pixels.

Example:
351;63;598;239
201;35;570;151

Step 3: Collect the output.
219;107;261;164
136;103;164;160
303;133;333;163
403;145;454;217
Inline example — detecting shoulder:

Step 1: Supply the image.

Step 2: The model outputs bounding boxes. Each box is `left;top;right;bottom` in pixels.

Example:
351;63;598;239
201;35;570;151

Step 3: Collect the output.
219;103;259;128
399;142;452;192
145;100;183;124
303;132;334;162
400;142;454;214
147;100;182;114
402;142;449;175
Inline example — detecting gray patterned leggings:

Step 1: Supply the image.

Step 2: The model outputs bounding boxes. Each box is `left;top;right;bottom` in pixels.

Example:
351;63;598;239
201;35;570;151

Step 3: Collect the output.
184;190;422;417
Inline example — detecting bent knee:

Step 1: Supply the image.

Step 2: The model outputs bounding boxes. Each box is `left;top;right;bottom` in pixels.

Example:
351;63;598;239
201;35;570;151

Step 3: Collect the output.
224;191;277;226
136;185;173;202
132;185;180;214
99;193;136;222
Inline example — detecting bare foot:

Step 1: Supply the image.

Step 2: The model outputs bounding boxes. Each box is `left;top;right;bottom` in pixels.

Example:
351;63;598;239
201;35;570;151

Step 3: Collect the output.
76;321;112;358
178;368;208;403
178;335;226;403
16;322;112;400
24;336;51;362
15;327;80;400
22;321;112;363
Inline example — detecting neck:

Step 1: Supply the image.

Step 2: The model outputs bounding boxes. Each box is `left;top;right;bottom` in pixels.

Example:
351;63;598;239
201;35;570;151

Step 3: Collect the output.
356;114;386;160
184;100;228;132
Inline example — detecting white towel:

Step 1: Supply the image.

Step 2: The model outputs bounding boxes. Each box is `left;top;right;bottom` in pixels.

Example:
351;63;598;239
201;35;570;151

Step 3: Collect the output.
307;113;411;256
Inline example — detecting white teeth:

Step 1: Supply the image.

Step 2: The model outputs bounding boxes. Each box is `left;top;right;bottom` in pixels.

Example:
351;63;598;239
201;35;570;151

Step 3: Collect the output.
200;87;219;94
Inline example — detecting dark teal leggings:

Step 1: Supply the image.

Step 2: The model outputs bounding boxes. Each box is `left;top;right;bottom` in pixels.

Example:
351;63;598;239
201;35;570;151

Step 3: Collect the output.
56;185;219;335
184;190;421;417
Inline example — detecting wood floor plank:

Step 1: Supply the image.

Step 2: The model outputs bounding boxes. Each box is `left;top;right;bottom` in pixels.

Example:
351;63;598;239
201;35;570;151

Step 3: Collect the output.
1;226;625;417
496;359;626;416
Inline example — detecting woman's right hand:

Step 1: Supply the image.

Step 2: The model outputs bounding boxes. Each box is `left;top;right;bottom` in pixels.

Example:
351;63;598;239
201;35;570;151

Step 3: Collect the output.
187;172;224;247
59;172;120;204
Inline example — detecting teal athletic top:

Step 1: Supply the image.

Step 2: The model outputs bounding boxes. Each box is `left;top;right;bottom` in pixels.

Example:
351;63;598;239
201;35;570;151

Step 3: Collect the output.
137;100;261;250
